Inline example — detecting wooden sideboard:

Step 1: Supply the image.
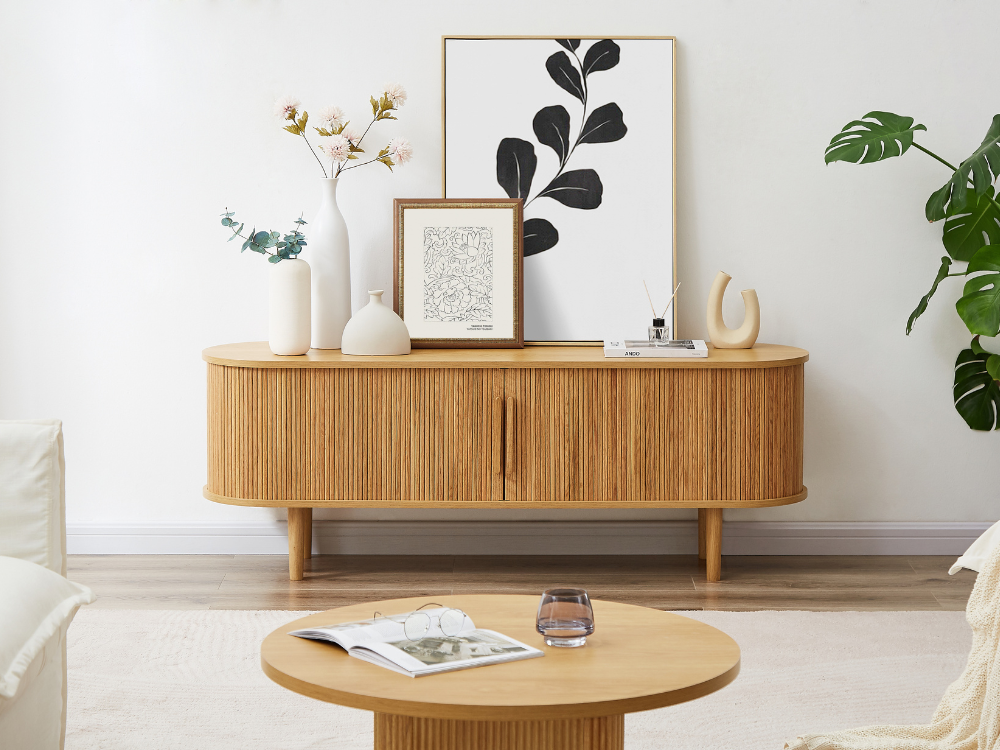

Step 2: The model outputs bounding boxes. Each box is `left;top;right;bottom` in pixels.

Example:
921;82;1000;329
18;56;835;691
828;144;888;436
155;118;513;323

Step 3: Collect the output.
203;342;808;582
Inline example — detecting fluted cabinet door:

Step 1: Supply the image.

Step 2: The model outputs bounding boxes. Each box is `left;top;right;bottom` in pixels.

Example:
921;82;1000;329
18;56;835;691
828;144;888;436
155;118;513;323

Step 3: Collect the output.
502;366;803;505
207;365;504;504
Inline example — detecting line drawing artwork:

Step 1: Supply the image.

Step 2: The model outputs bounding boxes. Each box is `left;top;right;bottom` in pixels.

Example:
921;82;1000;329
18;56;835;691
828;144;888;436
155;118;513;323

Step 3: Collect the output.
423;226;494;322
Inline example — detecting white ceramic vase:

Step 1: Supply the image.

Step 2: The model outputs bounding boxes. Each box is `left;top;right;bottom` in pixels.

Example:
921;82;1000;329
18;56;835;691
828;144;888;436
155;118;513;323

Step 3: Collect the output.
706;271;760;349
341;290;411;356
310;177;352;349
268;258;311;356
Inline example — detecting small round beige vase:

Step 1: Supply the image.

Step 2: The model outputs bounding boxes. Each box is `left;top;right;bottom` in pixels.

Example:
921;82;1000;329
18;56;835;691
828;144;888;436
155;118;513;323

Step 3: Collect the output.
341;290;411;356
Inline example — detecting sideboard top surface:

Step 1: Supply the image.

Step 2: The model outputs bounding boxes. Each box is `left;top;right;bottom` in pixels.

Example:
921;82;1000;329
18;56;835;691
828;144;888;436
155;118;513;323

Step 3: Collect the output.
203;342;808;369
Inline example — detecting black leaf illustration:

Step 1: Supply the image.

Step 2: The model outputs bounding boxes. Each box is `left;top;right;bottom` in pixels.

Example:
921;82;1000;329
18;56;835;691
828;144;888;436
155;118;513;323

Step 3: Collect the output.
533;106;572;164
496;138;537;200
556;39;580;52
524;218;559;256
582;39;620;76
579;103;627;144
545;52;585;102
538;169;603;209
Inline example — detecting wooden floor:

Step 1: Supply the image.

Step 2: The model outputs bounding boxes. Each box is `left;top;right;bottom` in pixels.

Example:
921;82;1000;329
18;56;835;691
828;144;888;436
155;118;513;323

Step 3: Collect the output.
67;555;976;612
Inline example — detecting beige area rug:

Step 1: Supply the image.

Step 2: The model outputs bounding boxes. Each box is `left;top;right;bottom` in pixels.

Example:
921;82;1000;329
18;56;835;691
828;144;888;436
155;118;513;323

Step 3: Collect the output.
66;609;971;750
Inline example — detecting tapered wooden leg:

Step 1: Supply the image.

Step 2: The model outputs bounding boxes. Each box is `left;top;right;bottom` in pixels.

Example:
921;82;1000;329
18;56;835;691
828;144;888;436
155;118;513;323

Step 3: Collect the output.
698;509;707;560
303;508;312;560
704;508;723;582
375;713;624;750
287;508;306;581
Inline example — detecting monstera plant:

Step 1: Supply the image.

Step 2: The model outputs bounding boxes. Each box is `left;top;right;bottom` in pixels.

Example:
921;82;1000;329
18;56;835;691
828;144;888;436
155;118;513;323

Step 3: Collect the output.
826;112;1000;430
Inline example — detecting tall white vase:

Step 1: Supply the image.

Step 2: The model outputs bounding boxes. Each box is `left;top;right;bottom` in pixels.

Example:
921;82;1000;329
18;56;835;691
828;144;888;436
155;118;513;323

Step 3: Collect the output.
310;177;352;349
268;258;311;356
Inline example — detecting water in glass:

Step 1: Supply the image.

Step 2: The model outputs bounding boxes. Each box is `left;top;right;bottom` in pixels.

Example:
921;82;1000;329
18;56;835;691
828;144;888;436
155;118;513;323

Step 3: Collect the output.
536;588;595;647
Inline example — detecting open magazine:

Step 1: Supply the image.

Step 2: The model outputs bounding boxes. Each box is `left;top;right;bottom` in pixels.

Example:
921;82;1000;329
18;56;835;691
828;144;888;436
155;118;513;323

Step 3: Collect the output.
289;608;543;677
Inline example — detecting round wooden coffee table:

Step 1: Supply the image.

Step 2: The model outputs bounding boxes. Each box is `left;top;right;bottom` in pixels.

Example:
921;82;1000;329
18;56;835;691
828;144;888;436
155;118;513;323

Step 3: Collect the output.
261;595;740;750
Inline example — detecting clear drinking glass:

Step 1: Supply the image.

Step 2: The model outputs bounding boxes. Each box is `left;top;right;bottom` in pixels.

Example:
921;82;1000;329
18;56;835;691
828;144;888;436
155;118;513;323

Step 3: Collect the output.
536;588;595;647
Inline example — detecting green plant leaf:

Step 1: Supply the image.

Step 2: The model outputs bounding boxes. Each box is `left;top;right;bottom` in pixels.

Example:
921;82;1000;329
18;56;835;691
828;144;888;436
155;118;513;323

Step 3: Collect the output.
942;187;1000;260
957;245;1000;335
294;218;307;225
926;115;1000;221
971;334;989;355
988;354;1000;382
221;211;235;218
221;217;233;226
954;342;1000;430
268;255;282;264
824;111;926;165
907;256;952;334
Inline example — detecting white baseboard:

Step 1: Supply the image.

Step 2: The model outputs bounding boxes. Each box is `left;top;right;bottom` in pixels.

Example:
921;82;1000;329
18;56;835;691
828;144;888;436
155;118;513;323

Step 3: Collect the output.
65;521;992;556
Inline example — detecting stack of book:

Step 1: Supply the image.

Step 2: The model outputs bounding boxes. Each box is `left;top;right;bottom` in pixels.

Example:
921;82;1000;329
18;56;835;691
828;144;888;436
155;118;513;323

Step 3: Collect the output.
604;340;709;358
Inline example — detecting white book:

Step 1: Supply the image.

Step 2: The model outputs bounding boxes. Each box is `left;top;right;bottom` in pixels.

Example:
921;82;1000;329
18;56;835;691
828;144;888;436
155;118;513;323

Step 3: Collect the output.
290;607;543;677
604;339;709;358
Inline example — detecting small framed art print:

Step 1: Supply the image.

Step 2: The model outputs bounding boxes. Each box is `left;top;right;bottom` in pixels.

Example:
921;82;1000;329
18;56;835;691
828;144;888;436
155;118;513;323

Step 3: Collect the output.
393;198;524;348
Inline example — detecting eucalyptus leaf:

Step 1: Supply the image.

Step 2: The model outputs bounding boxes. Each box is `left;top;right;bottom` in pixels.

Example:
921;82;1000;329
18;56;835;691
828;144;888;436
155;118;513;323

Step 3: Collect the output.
824;111;926;165
268;255;282;264
954;343;1000;430
907;256;953;334
221;217;233;226
532;106;571;164
545;52;585;102
537;169;603;209
496;138;537;201
926;115;1000;221
524;218;559;256
253;231;270;245
579;102;627;144
957;245;1000;335
942;187;1000;261
582;39;620;76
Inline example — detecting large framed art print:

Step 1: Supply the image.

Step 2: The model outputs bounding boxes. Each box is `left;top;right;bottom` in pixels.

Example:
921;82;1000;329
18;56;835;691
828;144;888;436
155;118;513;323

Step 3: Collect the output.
443;36;676;344
393;198;524;348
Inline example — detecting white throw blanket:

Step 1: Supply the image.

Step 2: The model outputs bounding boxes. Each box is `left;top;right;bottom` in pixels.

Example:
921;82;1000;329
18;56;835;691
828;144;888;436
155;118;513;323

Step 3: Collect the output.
786;545;1000;750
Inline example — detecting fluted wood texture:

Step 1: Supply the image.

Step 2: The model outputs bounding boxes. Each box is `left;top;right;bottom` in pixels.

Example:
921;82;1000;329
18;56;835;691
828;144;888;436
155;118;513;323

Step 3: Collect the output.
374;714;624;750
208;365;504;503
207;361;804;507
503;366;804;504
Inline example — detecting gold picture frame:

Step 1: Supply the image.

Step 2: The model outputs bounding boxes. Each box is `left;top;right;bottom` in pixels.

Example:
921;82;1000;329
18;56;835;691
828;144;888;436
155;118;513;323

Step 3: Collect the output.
442;36;677;346
393;198;524;349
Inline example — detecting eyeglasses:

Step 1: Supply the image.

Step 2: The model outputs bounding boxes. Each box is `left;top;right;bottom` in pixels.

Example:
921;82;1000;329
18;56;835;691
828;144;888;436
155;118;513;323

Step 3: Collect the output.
373;602;467;641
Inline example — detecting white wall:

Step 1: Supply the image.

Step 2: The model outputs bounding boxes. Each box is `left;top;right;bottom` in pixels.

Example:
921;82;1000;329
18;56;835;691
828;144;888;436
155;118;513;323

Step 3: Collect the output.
1;0;997;548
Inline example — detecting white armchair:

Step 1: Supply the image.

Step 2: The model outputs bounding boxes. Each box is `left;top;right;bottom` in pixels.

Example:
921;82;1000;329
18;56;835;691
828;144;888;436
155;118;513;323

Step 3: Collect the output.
0;420;94;750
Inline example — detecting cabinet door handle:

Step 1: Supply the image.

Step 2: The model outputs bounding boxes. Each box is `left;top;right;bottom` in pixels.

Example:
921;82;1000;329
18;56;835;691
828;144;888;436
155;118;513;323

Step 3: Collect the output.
505;397;515;475
492;397;503;475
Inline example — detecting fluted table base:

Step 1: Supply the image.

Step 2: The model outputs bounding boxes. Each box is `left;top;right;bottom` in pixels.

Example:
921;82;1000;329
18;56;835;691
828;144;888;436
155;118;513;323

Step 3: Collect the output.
374;713;625;750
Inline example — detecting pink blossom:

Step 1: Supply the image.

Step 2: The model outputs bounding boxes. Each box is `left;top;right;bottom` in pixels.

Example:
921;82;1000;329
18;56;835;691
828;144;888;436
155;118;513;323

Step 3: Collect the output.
383;83;407;108
273;95;300;120
342;126;363;146
387;137;413;164
317;105;346;131
319;135;351;162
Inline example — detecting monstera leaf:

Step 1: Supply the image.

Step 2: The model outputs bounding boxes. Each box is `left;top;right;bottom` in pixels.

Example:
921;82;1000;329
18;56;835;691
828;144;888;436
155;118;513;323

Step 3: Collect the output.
524;218;559;256
533;106;571;164
942;187;1000;261
537;169;603;209
580;103;627;144
496;138;537;201
954;338;1000;430
545;52;585;102
907;256;953;334
582;39;620;76
957;245;1000;336
926;115;1000;221
824;111;926;165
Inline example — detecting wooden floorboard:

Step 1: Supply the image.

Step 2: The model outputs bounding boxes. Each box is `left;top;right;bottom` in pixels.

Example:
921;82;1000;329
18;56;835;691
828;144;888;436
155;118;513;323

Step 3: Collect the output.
66;555;977;612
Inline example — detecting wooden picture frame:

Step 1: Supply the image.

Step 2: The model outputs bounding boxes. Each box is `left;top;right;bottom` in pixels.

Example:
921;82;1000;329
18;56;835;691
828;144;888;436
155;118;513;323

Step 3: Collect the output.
442;36;677;345
393;198;524;349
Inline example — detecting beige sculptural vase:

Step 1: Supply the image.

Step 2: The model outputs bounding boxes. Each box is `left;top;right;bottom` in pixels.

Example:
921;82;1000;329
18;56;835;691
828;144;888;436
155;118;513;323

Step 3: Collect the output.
706;271;760;349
